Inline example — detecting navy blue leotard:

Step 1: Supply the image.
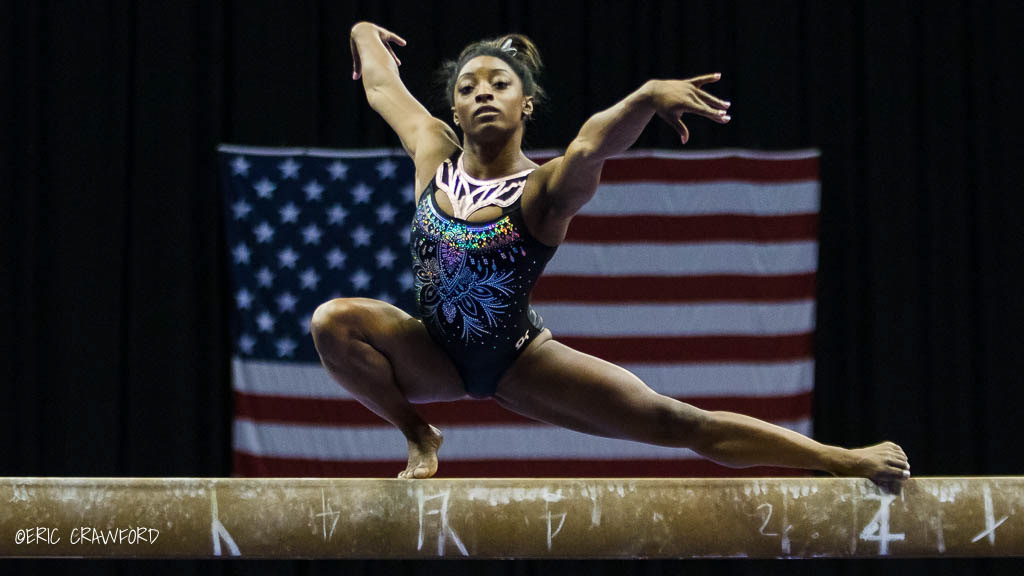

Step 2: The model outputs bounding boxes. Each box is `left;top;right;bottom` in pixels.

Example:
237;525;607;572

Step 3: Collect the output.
410;153;557;398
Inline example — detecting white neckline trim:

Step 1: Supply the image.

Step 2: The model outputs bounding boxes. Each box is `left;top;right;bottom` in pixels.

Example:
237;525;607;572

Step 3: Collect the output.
455;153;536;184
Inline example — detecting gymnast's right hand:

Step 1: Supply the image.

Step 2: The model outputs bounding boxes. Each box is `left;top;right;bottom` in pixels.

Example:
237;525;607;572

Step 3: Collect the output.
350;22;407;80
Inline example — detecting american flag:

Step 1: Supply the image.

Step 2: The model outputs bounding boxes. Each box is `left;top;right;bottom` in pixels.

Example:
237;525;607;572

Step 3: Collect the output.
219;145;819;478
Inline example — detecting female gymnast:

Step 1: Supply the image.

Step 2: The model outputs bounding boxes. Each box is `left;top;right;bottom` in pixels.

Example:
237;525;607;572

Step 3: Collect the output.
312;21;911;486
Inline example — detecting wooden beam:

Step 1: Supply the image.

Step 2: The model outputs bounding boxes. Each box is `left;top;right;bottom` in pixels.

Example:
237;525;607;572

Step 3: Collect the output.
2;477;1022;558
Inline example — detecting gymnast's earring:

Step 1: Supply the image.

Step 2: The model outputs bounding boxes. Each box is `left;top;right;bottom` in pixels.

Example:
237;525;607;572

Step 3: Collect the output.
522;99;533;120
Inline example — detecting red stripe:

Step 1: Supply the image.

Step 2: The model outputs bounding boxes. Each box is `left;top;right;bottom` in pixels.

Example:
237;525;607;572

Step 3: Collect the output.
532;273;816;303
565;214;818;243
530;155;819;183
233;451;809;478
604;156;818;183
560;334;813;363
233;391;812;426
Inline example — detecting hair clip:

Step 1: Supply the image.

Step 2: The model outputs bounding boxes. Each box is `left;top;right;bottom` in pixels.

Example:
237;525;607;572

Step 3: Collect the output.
499;38;518;57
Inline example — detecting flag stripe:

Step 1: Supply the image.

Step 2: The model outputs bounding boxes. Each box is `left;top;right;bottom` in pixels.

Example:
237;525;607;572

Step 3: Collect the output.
561;334;813;363
232;419;811;461
233;391;812;426
565;214;818;243
532;273;817;303
576;182;819;215
596;156;819;183
545;242;818;276
534;301;815;336
232;451;809;478
232;358;816;399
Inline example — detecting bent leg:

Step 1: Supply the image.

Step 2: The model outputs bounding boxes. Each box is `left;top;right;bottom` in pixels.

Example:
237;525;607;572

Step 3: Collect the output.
311;297;467;478
494;338;910;485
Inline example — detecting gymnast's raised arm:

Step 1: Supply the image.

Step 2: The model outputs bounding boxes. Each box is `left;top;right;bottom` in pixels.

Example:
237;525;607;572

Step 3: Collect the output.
527;76;731;239
349;22;459;191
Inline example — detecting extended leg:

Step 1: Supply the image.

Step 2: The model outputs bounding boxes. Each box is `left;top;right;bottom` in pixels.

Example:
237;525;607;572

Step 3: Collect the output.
310;297;467;478
495;336;910;485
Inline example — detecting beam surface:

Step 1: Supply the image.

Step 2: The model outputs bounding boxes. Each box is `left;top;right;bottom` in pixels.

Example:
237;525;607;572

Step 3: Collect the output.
2;477;1022;559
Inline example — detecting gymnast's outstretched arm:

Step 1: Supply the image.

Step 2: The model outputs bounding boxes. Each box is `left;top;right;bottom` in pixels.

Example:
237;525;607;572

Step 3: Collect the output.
528;76;730;230
349;22;458;175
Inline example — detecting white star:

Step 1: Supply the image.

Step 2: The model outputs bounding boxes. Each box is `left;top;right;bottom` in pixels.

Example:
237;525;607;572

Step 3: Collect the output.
376;203;398;224
297;315;312;334
350;269;371;291
327;160;348;181
300;267;320;290
351;182;373;204
254;177;276;199
351;225;372;247
253;221;275;243
256;267;275;287
232;199;252;220
375;248;397;269
327;204;349;225
232;243;251;265
231;156;250;176
256;311;275;333
275;291;297;312
303;180;324;201
398;270;414;291
397;226;412;244
277;247;299;269
376;159;398;180
402;183;416;203
236;288;254;309
238;334;256;354
326;248;347;269
275;337;297;358
375;292;393;304
278;158;301;179
301;223;322;245
279;202;300;223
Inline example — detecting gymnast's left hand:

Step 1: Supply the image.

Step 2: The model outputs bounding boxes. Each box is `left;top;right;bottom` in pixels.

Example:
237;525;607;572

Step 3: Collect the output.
647;74;731;145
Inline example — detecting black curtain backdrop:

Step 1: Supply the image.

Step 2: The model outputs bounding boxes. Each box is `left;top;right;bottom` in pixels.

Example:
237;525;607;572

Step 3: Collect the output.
3;1;1023;574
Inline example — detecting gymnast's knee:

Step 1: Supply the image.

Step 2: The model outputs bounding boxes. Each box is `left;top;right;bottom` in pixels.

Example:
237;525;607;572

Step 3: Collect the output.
651;399;708;447
310;298;376;354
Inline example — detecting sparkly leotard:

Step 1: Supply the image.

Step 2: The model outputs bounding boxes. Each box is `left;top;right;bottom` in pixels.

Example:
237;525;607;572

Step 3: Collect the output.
410;152;557;398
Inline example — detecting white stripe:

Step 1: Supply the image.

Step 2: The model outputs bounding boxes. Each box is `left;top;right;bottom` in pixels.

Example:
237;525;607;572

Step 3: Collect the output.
233;358;814;400
535;301;815;337
544;242;818;276
527;148;821;161
576;182;819;216
233;419;812;461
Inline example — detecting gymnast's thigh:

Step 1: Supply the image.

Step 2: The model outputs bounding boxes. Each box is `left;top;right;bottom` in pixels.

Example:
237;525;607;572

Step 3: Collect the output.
327;297;468;403
491;336;692;440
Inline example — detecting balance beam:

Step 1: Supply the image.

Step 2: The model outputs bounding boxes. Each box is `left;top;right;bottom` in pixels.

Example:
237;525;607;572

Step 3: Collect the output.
2;477;1022;559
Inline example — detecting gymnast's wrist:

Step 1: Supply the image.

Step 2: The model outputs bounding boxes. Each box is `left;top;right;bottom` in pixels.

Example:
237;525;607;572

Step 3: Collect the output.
822;446;854;476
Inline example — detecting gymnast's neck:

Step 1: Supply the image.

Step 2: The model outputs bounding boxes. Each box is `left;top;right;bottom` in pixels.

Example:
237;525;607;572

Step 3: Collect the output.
459;128;535;180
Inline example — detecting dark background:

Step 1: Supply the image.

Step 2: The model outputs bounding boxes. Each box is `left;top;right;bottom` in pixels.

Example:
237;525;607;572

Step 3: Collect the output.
3;0;1023;574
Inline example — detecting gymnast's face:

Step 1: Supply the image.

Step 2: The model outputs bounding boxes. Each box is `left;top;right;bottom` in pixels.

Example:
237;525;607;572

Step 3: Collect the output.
452;56;533;140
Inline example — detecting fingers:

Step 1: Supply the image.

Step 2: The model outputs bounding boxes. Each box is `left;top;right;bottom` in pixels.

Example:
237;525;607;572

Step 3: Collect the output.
350;36;362;80
690;72;722;87
696;89;731;112
385;43;402;67
380;29;405;67
676;117;690;145
383;30;407;47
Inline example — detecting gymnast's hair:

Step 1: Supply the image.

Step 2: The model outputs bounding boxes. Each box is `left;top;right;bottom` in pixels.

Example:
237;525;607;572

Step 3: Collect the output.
437;34;547;118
